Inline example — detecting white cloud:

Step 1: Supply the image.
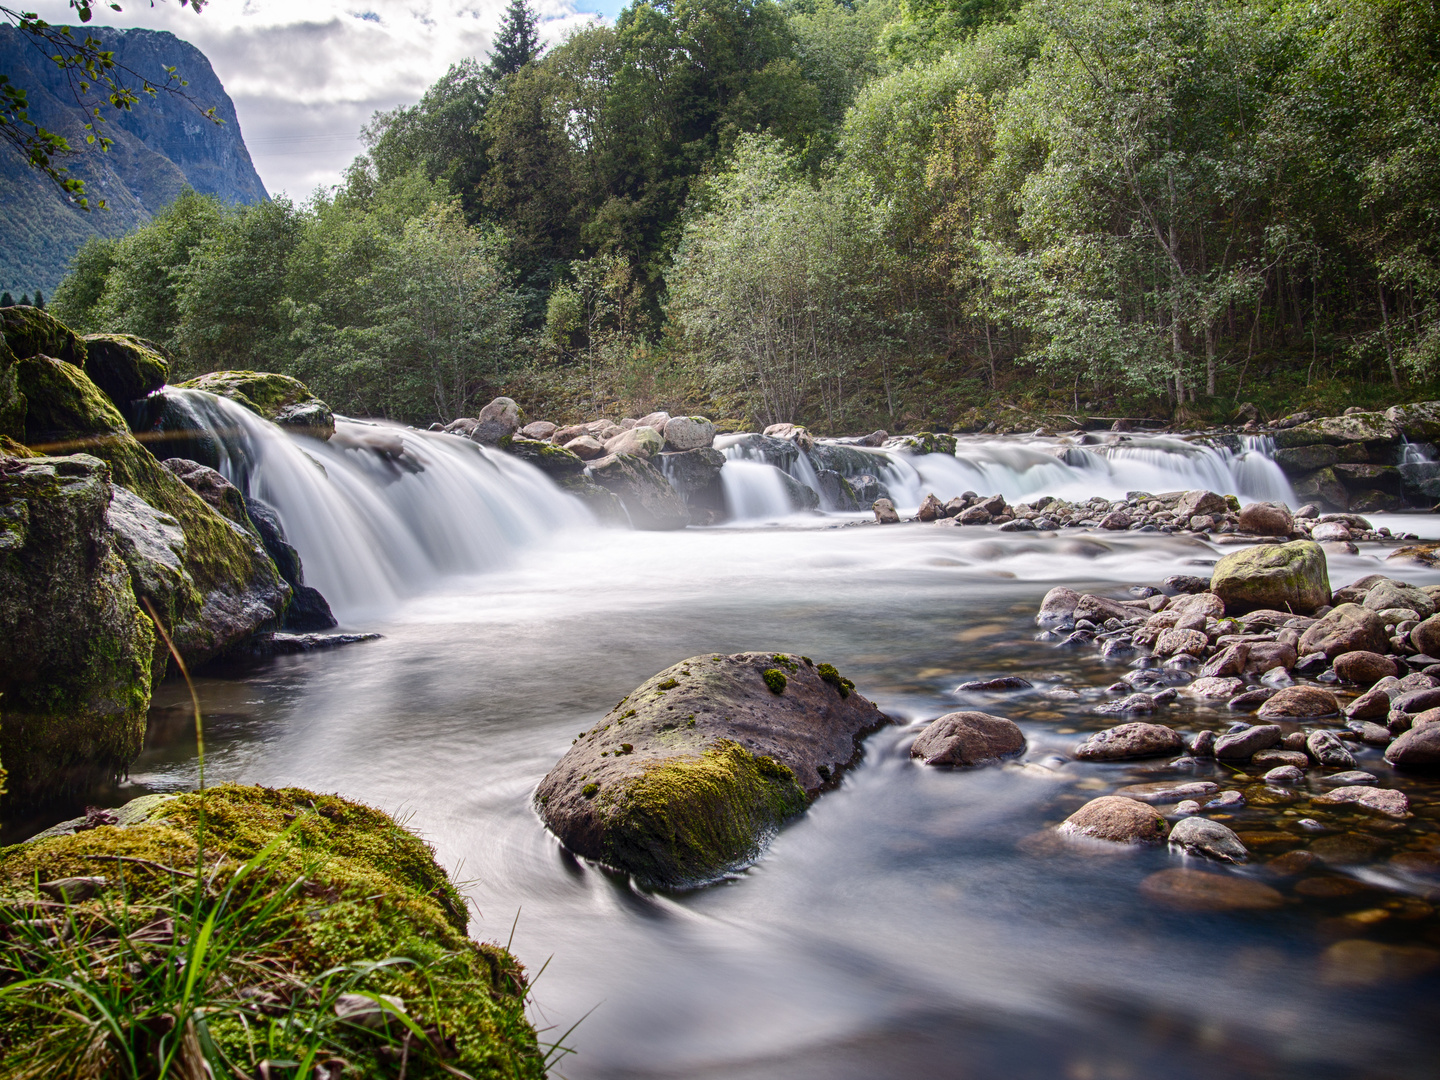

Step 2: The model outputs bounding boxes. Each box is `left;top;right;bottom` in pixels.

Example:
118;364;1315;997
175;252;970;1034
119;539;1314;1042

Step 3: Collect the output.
25;0;610;196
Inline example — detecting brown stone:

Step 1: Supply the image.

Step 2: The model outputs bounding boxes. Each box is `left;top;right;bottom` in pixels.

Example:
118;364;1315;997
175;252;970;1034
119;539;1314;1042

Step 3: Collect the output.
1333;650;1399;686
1346;685;1393;721
1201;643;1249;678
1243;641;1299;675
1313;786;1410;818
1237;501;1294;536
1156;628;1209;657
1189;676;1244;699
1073;723;1185;761
1214;724;1283;759
1384;724;1440;768
1113;780;1220;803
1253;748;1310;769
910;712;1025;766
1257;686;1339;718
562;435;606;460
1058;797;1169;845
916;493;946;522
1298;604;1390;659
1411;613;1440;657
873;498;900;524
1138;868;1284;911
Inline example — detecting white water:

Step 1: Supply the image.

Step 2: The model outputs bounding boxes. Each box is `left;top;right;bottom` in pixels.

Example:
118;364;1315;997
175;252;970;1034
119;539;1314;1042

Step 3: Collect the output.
171;391;590;620
719;459;796;521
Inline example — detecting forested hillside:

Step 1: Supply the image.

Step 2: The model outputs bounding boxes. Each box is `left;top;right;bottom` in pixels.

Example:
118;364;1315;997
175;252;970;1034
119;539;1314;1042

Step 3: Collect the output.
48;0;1440;431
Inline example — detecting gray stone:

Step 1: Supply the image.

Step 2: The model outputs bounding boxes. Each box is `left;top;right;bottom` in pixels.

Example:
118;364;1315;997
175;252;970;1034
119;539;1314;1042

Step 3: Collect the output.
910;712;1026;766
1074;722;1184;760
1167;816;1249;863
1214;724;1283;759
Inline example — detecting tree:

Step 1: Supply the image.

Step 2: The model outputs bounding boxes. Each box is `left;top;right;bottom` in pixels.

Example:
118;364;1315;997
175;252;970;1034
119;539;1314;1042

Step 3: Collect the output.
32;289;44;309
0;292;12;307
48;234;117;330
1;0;217;208
484;0;544;86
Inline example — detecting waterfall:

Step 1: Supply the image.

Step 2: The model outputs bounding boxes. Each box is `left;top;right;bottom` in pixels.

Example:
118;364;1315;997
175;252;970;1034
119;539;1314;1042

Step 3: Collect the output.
165;390;590;619
717;455;801;521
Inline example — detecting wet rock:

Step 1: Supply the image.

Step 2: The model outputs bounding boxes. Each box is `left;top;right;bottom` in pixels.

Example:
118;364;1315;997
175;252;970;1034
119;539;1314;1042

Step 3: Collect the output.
1174;490;1230;519
1076;594;1139;624
505;437;587;477
1200;643;1249;678
910;712;1026;766
662;416;715;451
1164;574;1210;595
180;370;335;440
1313;786;1410;818
587;452;690;530
1138;868;1283;911
1074;722;1184;760
1210;540;1330;616
954;676;1032;692
1307;729;1357;768
1364;580;1436;620
1346;685;1394;720
1333;650;1399;686
81;333;167;419
562;435;606;460
873;498;900;524
1320;939;1440;987
1318;770;1377;786
1228;687;1277;711
1189;676;1245;699
237;493;336;632
1410;613;1440;657
1205;790;1246;809
1236;502;1294;536
534;652;887;886
1168;817;1249;863
1253;748;1310;769
1094;693;1158;716
1167;591;1226;619
1099;509;1131;530
1257;686;1339;719
1244;642;1299;675
1346;719;1392;746
1298;604;1390;659
658;447;726;511
1264;765;1305;785
1113;780;1219;803
466;396;523;445
1155;627;1209;658
228;631;381;658
1384;724;1440;767
1058;797;1169;845
1311;521;1352;542
1174;800;1201;815
1189;730;1216;756
917;493;946;521
1214;724;1283;759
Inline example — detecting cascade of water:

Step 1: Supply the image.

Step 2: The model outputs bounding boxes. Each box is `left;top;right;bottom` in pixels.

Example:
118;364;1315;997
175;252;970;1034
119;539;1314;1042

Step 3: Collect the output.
167;390;591;619
715;443;801;521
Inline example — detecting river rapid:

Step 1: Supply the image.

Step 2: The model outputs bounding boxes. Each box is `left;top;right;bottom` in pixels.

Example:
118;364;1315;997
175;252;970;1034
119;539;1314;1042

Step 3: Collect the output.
18;408;1440;1079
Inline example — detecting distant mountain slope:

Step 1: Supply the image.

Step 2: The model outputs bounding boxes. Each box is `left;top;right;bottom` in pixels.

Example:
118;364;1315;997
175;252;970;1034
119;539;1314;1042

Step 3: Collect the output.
0;25;267;294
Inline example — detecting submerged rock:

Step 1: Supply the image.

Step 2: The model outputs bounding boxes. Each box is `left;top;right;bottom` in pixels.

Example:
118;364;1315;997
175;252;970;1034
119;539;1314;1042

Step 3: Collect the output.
534;652;887;887
0;454;154;796
910;711;1025;766
1138;868;1284;911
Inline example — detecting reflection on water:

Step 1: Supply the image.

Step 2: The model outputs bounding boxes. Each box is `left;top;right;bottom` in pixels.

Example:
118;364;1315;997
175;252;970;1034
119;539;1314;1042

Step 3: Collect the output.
66;522;1439;1079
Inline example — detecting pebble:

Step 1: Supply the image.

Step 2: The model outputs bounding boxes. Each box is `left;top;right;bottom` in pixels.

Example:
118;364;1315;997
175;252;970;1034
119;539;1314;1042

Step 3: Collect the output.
1318;770;1377;786
1296;818;1328;832
1074;722;1184;759
1189;730;1216;756
1228;688;1277;711
1214;724;1282;760
1264;765;1305;785
1252;749;1310;769
1094;693;1157;716
1188;676;1245;699
1307;729;1357;769
1167;817;1249;863
1174;800;1201;815
1346;719;1393;746
1113;780;1220;804
1206;790;1246;809
954;676;1034;692
1260;667;1296;689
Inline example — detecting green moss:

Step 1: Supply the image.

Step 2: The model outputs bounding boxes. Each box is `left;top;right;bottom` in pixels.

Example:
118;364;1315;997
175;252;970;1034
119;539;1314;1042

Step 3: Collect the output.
81;332;169;406
582;783;599;798
180;370;315;417
598;740;807;887
816;662;855;698
0;785;544;1077
15;353;128;451
0;305;86;367
762;668;787;694
657;678;679;691
769;653;799;673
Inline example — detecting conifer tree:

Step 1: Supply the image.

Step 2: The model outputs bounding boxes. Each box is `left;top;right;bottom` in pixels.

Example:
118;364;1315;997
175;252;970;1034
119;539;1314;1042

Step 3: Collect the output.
484;0;542;86
19;294;30;307
0;292;12;308
33;289;45;309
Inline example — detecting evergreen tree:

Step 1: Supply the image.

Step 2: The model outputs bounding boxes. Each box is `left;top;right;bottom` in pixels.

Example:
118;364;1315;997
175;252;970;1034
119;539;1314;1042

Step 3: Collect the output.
0;292;12;308
33;290;45;309
19;294;30;307
484;0;542;85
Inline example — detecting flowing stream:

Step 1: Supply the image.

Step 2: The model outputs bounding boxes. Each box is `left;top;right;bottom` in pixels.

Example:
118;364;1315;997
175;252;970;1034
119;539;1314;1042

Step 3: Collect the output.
31;400;1440;1078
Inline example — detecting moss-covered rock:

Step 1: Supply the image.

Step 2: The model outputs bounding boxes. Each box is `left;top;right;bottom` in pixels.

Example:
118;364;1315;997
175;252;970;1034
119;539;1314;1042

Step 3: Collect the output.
504;435;586;476
0;453;154;797
1210;540;1330;615
1293;466;1349;510
535;652;888;886
587;451;691;530
885;431;958;456
1274;412;1400;449
180;370;335;440
0;337;23;443
554;472;628;524
81;332;169;414
0;305;87;367
1385;401;1440;443
16;356;290;672
0;784;545;1077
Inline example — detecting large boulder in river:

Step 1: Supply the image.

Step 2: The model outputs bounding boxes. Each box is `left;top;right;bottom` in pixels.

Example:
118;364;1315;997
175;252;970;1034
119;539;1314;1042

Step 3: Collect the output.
17;356;291;671
1059;797;1168;845
1;305;87;367
662;416;715;451
588;452;690;529
180;371;334;440
910;712;1025;766
81;334;168;419
1298;603;1390;659
1210;540;1329;615
658;447;726;515
1385;401;1440;443
0;453;155;796
603;424;664;459
504;436;586;476
1275;411;1400;450
535;652;887;886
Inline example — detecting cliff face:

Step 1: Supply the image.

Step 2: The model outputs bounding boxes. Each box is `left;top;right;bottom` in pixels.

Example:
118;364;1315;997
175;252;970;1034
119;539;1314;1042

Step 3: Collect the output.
0;25;267;294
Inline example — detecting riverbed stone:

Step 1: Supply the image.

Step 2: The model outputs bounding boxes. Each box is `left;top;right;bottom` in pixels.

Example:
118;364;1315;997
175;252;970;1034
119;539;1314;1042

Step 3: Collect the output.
1113;780;1219;803
1313;786;1410;818
1410;614;1440;657
1214;724;1283;759
180;370;335;440
910;711;1025;766
1201;643;1249;678
534;652;888;886
1189;676;1245;699
662;416;715;452
1264;765;1305;784
1074;723;1185;760
1384;725;1440;767
1237;502;1294;536
1037;586;1082;628
1167;817;1249;863
1243;641;1299;675
505;437;587;476
1347;685;1394;720
1258;686;1339;719
1058;797;1169;845
873;498;899;524
1138;868;1284;911
588;452;690;530
1364;580;1436;620
1210;540;1330;616
1298;603;1390;658
1307;729;1357;768
603;425;665;460
562;435;606;460
1333;650;1399;686
1174;490;1229;519
0;453;154;797
520;420;556;441
1253;749;1310;769
1156;628;1209;657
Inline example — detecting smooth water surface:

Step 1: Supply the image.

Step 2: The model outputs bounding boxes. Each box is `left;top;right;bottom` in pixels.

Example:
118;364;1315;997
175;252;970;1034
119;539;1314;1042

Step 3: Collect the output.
119;521;1440;1080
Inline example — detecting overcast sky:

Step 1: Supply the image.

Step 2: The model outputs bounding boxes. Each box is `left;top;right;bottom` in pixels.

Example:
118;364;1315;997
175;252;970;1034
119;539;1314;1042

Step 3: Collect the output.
26;0;616;197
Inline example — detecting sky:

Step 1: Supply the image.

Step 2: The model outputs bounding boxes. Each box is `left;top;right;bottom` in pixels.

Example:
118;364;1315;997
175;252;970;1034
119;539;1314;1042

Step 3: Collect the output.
26;0;618;197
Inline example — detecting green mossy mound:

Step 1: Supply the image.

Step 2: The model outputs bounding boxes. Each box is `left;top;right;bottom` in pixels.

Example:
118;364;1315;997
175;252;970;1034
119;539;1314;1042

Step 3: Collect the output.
181;370;335;440
15;356;289;673
0;784;545;1078
0;305;87;368
0;454;154;797
82;333;169;408
1210;540;1331;615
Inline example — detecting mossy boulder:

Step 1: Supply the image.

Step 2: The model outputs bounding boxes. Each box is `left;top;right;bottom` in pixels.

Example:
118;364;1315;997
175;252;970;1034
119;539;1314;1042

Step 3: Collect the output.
81;333;169;415
0;337;23;443
554;472;628;524
0;454;154;797
885;431;958;456
1210;540;1330;615
0;784;545;1077
535;652;888;887
504;435;586;476
587;451;691;530
1274;412;1400;450
1385;401;1440;443
1293;465;1349;510
658;446;726;515
16;356;290;672
180;370;335;440
0;305;87;367
1273;444;1338;475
